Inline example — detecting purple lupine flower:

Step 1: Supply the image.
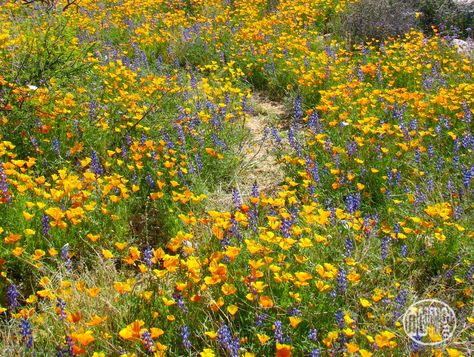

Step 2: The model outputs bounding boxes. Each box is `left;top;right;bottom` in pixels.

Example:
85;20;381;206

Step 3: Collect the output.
399;123;410;141
89;99;97;122
462;133;471;150
289;206;299;222
427;178;434;192
248;208;258;231
52;138;60;156
212;134;227;150
0;161;11;203
454;205;463;220
357;64;364;82
61;243;69;261
90;150;103;176
386;167;393;186
409;119;418;132
346;141;357;157
287;306;302;317
7;284;19;310
353;192;361;211
19;319;33;348
271;127;281;145
414;185;426;206
146;175;155;189
447;180;455;195
61;243;72;271
363;215;372;233
329;206;337;225
273;320;283;343
141;330;154;353
445;269;454;280
143;246;153;267
334;154;341;168
414;147;421;166
340;174;346;186
241;95;248;114
372;213;379;228
293;95;303;122
140;133;147;147
281;218;292;238
56;298;66;320
393;223;401;238
125;132;132;146
156;54;163;75
161;132;175;150
462;101;472;123
304;57;309;70
337;268;347;294
140;51;149;69
195;153;203;172
344;239;354;258
121;145;128;160
56;336;74;357
411;334;424;354
232;188;241;209
180;325;191;350
345;195;355;214
172;292;188;313
376;66;383;84
375;144;382;159
30;136;40;150
308;111;321;135
420;245;427;256
221;234;230;249
176;125;186;145
230;218;242;240
288;126;296;148
251;182;259;199
400;244;408;258
150;151;157;165
467;266;473;281
427;144;435;159
308;328;318;342
393;289;408;319
42;214;50;237
462;167;471;190
381;236;391;261
254;314;268;327
218;323;240;357
309;349;321;357
335;310;345;328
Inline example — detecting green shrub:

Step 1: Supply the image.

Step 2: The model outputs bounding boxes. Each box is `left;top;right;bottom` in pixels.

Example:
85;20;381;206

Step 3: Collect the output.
336;0;417;45
416;0;474;38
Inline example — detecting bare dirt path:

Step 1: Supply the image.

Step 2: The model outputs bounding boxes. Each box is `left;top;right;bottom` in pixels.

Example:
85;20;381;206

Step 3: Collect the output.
206;92;287;210
240;93;286;195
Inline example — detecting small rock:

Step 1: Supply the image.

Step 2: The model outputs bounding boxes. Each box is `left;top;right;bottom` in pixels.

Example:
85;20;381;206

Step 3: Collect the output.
453;0;474;5
452;38;474;58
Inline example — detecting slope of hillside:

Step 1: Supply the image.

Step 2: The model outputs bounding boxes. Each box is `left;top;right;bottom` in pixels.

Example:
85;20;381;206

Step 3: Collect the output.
0;1;473;355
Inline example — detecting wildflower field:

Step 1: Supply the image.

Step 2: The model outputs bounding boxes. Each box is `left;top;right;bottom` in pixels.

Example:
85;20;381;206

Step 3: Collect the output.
0;0;473;355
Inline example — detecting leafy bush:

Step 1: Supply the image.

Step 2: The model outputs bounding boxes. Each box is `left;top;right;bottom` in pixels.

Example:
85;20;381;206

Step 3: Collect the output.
21;0;79;12
336;0;417;45
416;0;474;38
335;0;473;45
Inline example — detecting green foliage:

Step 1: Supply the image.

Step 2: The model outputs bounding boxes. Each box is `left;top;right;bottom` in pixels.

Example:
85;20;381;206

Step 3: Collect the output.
335;0;417;46
416;0;474;37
